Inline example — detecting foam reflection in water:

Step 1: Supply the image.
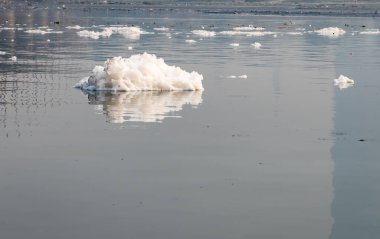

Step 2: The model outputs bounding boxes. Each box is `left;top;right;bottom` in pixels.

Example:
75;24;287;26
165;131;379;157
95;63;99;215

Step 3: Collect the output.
86;90;203;123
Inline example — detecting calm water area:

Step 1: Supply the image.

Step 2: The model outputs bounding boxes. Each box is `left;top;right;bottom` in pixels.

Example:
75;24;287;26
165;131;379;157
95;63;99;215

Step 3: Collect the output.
1;4;380;239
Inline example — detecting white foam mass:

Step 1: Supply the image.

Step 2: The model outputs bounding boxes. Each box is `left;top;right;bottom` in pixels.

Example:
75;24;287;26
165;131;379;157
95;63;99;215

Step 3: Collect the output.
191;30;216;37
230;43;239;47
10;56;17;62
77;26;142;40
251;42;261;49
75;53;204;91
0;51;6;55
113;26;142;40
315;27;346;37
334;75;354;90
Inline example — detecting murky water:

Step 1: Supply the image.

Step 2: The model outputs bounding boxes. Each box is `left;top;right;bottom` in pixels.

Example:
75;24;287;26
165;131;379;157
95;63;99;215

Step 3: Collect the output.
1;5;380;239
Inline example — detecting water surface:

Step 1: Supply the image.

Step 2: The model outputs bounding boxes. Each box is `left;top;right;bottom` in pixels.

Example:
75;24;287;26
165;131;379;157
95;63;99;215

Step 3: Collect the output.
1;6;380;239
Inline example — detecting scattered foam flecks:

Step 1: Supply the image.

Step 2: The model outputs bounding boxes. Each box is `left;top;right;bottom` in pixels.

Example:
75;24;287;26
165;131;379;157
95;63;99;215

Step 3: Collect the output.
227;75;247;79
314;27;346;37
191;30;216;37
334;75;354;90
75;53;204;91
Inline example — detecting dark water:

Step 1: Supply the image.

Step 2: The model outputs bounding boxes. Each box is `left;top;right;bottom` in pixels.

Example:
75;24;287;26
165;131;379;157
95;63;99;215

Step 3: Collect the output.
1;5;380;239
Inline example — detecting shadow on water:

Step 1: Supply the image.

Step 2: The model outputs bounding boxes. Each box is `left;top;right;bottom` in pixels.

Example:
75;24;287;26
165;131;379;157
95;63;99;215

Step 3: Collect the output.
330;90;380;239
329;41;380;238
82;90;203;123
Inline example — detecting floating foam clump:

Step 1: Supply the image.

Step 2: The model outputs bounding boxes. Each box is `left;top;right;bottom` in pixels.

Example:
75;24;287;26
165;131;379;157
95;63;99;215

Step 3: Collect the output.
78;26;142;40
230;43;239;47
10;56;17;62
0;51;6;55
154;27;169;31
315;27;346;37
186;39;197;43
191;30;216;37
77;28;113;39
75;53;203;91
113;26;142;39
334;75;354;90
251;42;261;49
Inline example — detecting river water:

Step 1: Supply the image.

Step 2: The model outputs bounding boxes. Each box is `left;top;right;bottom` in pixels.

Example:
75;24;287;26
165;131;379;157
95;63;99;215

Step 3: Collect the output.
1;5;380;239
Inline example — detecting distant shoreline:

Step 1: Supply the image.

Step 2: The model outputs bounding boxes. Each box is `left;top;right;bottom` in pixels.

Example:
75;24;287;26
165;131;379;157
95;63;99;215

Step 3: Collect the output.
1;1;379;17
